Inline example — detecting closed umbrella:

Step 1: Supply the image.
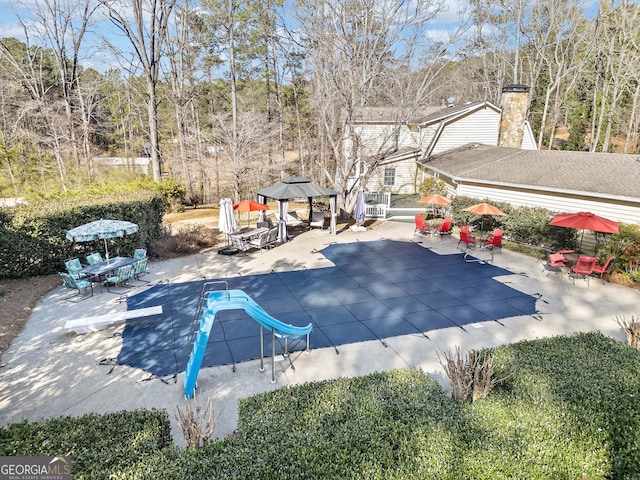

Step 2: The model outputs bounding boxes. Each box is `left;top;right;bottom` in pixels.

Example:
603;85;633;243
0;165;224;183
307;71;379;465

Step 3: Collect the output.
66;219;138;259
351;188;366;231
218;198;237;252
549;211;619;252
462;202;506;238
354;188;366;225
233;200;269;226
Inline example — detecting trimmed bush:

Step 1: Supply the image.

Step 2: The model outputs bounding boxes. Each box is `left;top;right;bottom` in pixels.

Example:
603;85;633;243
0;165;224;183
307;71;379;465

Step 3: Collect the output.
3;334;640;478
0;409;172;480
451;195;578;251
0;191;166;278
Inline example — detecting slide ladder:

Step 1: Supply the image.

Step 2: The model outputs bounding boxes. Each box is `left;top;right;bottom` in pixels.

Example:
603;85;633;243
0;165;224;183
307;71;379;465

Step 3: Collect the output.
185;281;228;353
184;288;312;398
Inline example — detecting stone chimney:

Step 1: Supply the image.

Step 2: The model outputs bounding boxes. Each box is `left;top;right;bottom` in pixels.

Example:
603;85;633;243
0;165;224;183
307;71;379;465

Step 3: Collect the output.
498;84;530;149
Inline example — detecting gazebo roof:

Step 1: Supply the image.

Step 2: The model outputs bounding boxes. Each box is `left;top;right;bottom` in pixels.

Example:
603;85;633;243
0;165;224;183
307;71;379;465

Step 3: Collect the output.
257;176;338;200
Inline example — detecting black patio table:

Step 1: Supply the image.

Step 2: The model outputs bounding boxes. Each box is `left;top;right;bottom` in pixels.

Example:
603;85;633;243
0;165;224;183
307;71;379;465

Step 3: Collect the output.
79;256;135;290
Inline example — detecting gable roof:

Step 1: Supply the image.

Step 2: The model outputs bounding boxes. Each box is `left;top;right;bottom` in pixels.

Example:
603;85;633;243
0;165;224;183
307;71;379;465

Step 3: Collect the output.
420;144;640;200
419;101;503;159
353;101;499;125
417;101;499;126
353;106;441;124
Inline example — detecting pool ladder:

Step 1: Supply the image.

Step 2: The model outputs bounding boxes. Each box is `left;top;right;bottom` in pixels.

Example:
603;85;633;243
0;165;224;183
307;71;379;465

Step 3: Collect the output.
185;281;229;357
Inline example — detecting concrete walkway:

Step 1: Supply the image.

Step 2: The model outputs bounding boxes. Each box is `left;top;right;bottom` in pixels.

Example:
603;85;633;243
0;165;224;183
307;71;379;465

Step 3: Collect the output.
1;221;638;447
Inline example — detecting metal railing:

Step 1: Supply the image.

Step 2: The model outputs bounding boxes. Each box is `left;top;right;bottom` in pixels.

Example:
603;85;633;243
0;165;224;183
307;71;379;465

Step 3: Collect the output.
364;191;390;219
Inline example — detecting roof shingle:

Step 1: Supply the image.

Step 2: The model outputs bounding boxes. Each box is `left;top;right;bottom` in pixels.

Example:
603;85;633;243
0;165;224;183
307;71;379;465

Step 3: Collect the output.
421;144;640;199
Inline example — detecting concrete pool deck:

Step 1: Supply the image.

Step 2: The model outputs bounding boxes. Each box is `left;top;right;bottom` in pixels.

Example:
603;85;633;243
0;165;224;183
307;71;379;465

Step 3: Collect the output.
1;220;638;447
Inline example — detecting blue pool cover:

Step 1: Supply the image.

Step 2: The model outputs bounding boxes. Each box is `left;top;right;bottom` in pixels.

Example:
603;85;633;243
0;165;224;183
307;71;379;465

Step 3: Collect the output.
117;239;537;377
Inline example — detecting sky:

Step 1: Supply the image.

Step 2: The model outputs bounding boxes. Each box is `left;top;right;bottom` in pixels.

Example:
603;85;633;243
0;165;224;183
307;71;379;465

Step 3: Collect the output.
0;0;603;75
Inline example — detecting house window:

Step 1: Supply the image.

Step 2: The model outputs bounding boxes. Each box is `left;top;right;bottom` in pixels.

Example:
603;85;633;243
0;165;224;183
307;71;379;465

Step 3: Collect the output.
383;167;396;186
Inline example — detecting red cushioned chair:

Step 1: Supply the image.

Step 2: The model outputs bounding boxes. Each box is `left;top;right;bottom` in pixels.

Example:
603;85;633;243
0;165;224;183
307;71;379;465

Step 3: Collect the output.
457;226;476;250
484;228;503;252
543;252;567;275
591;256;615;284
437;217;453;236
414;215;429;236
571;256;597;284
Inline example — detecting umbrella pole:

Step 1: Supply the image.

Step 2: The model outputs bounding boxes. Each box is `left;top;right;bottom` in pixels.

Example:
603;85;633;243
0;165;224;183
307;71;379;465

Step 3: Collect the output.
104;238;110;260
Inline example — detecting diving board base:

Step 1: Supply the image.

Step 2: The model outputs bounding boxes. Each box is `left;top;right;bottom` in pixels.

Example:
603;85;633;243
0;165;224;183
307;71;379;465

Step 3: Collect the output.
65;305;163;334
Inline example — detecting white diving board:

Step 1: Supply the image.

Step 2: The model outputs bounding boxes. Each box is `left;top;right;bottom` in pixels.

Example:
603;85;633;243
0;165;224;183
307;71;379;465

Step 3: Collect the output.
64;305;163;334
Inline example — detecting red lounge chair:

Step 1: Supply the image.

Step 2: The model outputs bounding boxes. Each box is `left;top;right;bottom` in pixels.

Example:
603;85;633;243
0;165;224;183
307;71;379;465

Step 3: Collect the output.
591;256;615;283
457;226;476;249
543;252;567;275
438;217;453;236
484;228;503;252
571;256;597;284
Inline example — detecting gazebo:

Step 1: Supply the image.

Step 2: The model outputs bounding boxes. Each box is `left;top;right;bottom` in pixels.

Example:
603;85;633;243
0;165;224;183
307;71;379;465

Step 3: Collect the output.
257;176;338;242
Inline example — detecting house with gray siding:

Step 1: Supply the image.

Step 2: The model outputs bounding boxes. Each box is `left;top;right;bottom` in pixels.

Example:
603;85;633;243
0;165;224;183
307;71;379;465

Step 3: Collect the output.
420;143;640;225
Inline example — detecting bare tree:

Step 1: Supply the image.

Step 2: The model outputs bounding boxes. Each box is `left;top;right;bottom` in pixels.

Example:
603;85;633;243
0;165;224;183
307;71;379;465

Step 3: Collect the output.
100;0;178;182
522;0;587;149
293;0;466;212
589;0;640;152
0;34;69;190
165;1;202;201
30;0;99;168
211;108;274;200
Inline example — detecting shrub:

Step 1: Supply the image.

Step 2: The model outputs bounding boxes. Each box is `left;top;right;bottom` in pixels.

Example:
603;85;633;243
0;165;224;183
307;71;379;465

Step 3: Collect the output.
149;224;219;259
438;346;500;402
451;196;579;251
0;191;166;278
4;335;640;478
600;223;640;278
0;409;172;480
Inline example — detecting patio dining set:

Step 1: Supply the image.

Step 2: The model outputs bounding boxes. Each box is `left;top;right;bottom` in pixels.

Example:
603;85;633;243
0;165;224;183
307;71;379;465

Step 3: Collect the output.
60;218;148;299
60;248;149;298
545;250;615;284
229;225;280;254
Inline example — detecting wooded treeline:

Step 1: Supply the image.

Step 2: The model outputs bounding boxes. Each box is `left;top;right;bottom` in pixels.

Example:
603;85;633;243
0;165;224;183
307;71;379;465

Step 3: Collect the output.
0;0;638;210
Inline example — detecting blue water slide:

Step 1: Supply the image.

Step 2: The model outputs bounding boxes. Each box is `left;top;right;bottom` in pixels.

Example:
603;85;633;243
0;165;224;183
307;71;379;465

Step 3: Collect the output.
207;290;313;338
184;289;313;398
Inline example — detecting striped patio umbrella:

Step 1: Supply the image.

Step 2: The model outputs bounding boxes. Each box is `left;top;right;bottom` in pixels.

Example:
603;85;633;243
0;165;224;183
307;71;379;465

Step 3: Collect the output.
66;219;138;259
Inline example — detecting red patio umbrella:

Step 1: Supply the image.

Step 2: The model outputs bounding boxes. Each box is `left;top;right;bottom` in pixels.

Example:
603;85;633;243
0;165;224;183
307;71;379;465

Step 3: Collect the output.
549;211;619;252
549;211;619;234
418;194;451;218
417;194;451;206
462;202;506;237
462;202;506;217
233;200;268;225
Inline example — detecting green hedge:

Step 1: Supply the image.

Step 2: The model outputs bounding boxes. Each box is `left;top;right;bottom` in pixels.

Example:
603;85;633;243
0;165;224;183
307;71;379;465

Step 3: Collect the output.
3;333;640;478
0;409;172;479
599;223;640;281
451;196;578;251
0;191;166;278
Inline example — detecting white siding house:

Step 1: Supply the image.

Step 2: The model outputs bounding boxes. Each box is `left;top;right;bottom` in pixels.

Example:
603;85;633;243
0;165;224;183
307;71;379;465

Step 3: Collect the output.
351;100;537;194
350;86;640;226
367;151;421;193
421;144;640;225
421;102;502;156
